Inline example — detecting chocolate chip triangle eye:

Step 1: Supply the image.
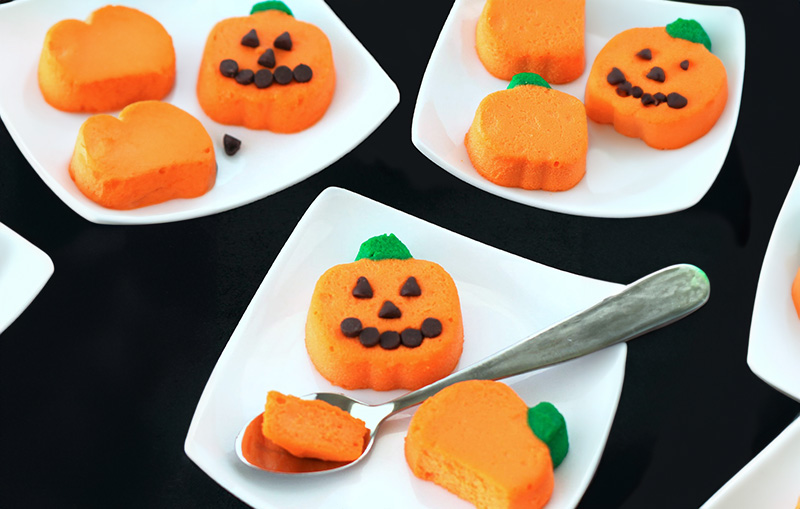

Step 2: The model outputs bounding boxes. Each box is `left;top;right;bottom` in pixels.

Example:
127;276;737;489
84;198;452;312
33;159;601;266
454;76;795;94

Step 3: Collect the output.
274;31;292;50
352;276;373;299
378;300;402;319
400;277;421;297
636;48;652;60
241;29;259;48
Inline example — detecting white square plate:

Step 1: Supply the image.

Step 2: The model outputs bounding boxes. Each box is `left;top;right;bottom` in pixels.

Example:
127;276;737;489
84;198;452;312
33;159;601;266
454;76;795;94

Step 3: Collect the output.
701;415;800;509
748;166;800;402
0;0;399;225
411;0;745;218
185;187;627;509
0;222;53;335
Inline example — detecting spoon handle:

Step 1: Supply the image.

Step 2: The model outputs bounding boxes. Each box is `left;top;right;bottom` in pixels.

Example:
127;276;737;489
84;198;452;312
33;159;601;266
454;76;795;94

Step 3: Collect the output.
385;264;710;414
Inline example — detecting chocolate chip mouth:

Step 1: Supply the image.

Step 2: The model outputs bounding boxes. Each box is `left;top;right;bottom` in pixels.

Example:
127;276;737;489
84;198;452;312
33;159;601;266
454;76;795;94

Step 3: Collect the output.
340;317;442;350
606;67;687;109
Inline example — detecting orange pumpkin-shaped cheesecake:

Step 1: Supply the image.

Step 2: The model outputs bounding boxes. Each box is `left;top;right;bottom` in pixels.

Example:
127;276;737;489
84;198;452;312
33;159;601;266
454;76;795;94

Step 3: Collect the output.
38;5;175;113
585;18;727;149
476;0;585;84
405;380;569;509
69;101;216;210
196;1;335;132
465;73;588;191
305;234;464;391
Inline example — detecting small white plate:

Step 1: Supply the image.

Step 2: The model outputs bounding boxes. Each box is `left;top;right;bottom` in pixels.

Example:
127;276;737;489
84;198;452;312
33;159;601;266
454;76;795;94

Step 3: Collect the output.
748;166;800;402
701;415;800;509
185;187;627;509
411;0;745;218
0;0;399;225
0;222;53;335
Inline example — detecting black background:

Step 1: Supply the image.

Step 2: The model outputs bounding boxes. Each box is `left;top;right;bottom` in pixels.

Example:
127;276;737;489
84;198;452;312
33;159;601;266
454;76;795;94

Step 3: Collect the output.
2;0;799;507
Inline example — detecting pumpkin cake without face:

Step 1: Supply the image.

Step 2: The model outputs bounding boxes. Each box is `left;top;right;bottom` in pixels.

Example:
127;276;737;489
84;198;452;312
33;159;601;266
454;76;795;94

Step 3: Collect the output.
196;1;335;132
476;0;585;84
69;101;216;210
405;380;569;509
465;73;588;191
38;5;175;113
584;18;727;149
305;234;464;391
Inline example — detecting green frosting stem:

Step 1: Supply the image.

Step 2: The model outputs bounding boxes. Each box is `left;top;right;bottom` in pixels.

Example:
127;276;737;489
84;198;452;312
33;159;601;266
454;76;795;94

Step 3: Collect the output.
507;73;552;90
528;402;569;468
666;18;712;51
251;1;294;16
355;234;413;261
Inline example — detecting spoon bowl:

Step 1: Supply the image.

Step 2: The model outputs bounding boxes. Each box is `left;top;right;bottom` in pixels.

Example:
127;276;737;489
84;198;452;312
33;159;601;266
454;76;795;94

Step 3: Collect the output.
236;263;711;475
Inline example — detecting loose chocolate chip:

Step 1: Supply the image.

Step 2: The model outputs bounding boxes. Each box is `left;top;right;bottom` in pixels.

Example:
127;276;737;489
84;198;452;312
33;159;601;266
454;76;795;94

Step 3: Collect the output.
254;69;273;88
379;331;401;350
607;67;625;85
359;327;380;347
654;92;667;105
273;65;292;85
258;48;276;68
400;277;421;297
352;276;373;299
222;134;241;156
241;29;259;48
631;86;643;98
235;69;255;85
680;59;690;70
378;300;402;319
421;318;442;338
636;48;652;60
646;66;666;82
641;93;655;106
293;64;313;83
666;92;688;109
274;31;292;50
340;317;362;338
401;328;423;348
219;59;238;77
616;80;632;97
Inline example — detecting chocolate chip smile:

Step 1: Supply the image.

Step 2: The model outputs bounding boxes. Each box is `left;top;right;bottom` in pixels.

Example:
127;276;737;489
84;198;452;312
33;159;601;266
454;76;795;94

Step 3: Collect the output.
606;67;687;108
340;317;443;350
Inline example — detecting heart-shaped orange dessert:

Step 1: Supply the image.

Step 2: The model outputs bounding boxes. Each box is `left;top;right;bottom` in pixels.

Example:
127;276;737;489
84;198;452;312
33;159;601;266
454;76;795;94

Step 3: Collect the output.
38;5;175;113
69;101;216;210
406;380;562;509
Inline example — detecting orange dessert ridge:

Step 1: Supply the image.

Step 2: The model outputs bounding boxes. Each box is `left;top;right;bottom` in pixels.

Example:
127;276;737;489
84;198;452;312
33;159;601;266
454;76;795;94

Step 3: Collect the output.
196;2;335;132
405;380;555;509
305;234;464;391
465;73;587;191
69;101;216;210
791;268;800;319
476;0;584;84
584;19;728;149
38;5;175;113
262;391;368;462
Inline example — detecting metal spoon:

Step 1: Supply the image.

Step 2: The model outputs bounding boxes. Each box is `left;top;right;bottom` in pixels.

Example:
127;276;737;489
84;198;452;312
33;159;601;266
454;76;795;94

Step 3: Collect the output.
235;263;710;475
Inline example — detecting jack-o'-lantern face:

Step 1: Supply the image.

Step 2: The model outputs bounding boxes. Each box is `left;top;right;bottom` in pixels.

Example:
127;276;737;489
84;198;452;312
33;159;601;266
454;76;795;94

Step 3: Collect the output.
584;18;728;149
305;234;465;391
196;1;336;132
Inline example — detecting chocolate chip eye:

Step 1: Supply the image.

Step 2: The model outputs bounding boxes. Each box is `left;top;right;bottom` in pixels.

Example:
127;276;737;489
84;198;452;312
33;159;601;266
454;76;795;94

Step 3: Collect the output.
274;31;292;51
241;29;259;48
636;48;652;60
680;60;690;70
400;277;421;297
352;276;373;299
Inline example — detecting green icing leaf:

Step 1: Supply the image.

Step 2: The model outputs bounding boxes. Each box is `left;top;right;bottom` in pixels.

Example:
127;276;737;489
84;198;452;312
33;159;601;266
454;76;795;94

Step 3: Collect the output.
666;18;711;51
251;1;294;16
528;402;569;468
507;73;551;90
355;234;413;261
